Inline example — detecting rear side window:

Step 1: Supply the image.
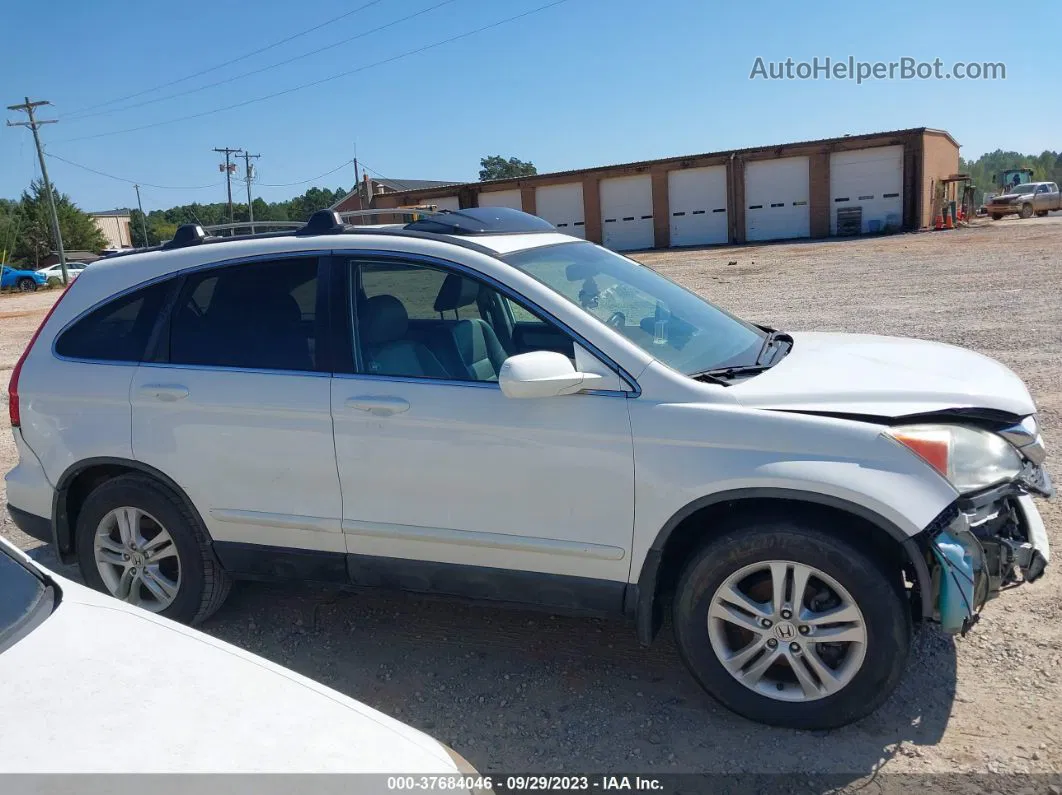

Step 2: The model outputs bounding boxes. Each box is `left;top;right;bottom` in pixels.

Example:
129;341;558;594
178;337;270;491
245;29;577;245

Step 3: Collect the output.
55;281;170;362
169;257;320;372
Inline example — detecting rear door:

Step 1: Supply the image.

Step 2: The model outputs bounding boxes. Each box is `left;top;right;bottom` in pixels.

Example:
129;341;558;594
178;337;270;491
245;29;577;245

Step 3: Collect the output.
130;255;345;569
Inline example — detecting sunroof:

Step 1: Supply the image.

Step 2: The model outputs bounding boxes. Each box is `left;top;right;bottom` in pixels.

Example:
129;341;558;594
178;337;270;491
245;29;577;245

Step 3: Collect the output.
404;207;556;235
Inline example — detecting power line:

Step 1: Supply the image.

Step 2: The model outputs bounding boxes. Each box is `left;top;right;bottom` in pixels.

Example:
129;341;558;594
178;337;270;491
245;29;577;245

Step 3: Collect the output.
62;0;388;117
358;161;415;192
53;0;573;144
233;159;355;188
48;149;354;192
65;0;459;122
45;151;223;190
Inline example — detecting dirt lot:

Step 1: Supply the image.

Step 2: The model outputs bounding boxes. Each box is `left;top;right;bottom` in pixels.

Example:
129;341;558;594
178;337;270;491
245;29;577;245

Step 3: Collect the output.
2;217;1061;784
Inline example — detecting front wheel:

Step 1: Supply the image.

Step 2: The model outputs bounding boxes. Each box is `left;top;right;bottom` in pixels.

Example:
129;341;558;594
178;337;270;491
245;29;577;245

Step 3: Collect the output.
672;521;911;729
1020;203;1034;219
17;277;37;292
75;474;231;624
991;213;1003;220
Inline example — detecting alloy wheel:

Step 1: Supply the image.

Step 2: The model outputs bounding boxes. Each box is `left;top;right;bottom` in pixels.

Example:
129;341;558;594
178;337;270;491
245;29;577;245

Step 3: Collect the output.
93;506;182;612
707;559;867;702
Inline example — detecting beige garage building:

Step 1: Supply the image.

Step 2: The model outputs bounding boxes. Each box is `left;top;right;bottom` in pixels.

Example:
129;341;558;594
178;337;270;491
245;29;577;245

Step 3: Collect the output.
335;127;959;251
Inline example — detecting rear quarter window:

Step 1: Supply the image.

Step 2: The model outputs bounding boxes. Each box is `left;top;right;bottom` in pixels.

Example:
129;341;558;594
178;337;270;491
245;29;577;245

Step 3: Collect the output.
55;281;171;362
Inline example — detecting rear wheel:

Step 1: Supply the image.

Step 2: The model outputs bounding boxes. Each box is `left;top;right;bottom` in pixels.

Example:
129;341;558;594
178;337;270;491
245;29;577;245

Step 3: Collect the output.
17;277;36;292
672;521;911;729
1036;211;1048;217
1020;203;1034;219
75;474;231;624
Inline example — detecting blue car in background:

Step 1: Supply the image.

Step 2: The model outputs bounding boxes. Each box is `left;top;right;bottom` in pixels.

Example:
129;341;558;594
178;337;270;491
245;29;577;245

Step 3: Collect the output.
0;265;47;292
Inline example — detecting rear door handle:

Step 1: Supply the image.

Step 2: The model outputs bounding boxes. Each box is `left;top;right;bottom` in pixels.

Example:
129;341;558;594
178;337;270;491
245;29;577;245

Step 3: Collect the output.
345;396;410;416
139;384;189;402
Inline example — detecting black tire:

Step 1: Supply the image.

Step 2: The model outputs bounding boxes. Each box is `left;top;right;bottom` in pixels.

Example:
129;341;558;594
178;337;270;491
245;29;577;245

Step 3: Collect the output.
17;277;36;292
1036;211;1048;217
1020;203;1034;219
75;474;231;624
672;520;911;730
991;213;1003;221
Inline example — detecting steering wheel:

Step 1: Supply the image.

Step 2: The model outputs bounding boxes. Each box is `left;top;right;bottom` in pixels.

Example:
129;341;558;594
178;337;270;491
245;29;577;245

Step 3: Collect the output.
605;311;626;330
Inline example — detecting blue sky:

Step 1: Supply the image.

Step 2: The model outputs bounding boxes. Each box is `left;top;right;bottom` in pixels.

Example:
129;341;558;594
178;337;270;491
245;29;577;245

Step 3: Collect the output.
3;0;1058;212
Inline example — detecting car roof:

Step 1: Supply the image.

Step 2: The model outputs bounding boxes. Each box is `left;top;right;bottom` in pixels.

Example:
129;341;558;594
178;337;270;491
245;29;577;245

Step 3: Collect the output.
83;208;583;288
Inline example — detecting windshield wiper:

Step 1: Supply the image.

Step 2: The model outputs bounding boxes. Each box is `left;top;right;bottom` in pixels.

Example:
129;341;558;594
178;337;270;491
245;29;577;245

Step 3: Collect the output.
693;364;775;381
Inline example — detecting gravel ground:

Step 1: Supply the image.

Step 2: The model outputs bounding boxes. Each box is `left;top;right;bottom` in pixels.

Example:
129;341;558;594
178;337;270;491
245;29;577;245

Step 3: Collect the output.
1;217;1060;786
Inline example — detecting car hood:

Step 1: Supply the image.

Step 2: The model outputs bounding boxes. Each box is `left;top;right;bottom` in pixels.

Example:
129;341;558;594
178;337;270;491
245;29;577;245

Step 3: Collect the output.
730;331;1035;417
0;573;462;773
991;193;1027;202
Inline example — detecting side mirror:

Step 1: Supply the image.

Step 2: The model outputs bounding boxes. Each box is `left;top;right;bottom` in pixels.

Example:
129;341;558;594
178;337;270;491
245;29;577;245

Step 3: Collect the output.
499;351;603;399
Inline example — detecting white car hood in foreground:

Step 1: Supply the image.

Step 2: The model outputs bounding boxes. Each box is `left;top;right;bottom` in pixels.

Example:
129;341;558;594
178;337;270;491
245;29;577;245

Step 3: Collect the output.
730;331;1036;417
0;571;460;774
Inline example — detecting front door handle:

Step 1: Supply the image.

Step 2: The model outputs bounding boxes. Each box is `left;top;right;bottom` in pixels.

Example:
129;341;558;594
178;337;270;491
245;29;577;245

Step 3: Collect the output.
139;384;189;402
345;396;410;417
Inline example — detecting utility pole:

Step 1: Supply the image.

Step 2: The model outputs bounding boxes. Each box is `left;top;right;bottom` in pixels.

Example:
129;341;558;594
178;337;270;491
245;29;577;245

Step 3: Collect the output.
7;97;68;284
133;184;149;247
238;151;261;233
213;147;242;224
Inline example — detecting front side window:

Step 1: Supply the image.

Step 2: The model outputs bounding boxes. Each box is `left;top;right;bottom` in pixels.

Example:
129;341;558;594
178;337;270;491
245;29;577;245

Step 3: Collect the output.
169;257;320;372
55;280;170;362
504;242;765;375
350;259;574;382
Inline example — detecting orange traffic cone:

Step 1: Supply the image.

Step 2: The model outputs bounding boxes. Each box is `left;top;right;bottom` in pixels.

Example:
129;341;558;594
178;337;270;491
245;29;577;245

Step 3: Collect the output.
945;212;954;229
935;211;944;230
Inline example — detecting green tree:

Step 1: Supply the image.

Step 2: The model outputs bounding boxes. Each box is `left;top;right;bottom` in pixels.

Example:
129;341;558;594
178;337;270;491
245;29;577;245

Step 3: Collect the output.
479;155;537;181
129;209;153;247
129;209;180;246
12;180;107;266
0;198;22;263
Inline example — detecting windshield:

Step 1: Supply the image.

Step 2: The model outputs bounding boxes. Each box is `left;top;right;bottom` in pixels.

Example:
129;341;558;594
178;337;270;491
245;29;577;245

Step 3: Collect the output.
0;544;53;654
1010;184;1036;195
504;242;766;375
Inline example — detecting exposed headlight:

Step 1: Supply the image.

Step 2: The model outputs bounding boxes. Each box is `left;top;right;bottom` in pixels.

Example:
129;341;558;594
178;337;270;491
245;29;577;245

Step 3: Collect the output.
888;423;1023;493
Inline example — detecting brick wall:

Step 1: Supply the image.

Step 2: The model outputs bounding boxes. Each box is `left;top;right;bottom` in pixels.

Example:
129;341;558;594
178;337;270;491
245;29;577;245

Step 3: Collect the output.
920;132;961;228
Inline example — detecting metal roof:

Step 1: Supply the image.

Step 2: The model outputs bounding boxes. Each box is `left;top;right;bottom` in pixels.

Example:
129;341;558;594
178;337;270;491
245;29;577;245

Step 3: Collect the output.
381;127;960;198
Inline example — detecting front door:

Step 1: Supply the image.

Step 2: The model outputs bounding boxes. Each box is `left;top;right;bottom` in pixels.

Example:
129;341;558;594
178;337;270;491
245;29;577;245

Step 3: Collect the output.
131;255;345;570
329;254;636;610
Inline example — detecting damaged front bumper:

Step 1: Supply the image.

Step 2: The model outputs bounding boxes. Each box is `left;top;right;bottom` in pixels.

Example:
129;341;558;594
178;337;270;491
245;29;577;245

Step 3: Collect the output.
926;464;1052;635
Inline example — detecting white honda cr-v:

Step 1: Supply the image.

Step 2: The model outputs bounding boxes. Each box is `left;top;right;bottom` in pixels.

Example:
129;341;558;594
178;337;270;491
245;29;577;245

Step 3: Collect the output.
5;207;1052;730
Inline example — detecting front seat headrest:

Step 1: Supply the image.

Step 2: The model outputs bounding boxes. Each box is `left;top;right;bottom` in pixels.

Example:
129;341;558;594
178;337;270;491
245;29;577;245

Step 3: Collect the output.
433;273;480;313
361;295;409;345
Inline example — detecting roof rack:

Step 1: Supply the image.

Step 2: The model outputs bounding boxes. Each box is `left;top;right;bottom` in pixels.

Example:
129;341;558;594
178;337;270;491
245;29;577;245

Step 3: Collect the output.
336;206;440;222
153;206;555;253
201;222;303;234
